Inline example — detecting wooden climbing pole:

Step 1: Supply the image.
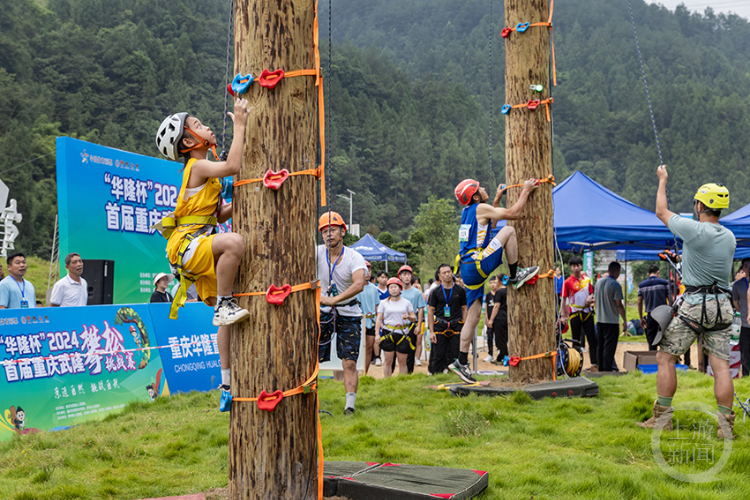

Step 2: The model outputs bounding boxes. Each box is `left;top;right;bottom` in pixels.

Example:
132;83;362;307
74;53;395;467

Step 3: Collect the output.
504;0;556;384
231;1;320;498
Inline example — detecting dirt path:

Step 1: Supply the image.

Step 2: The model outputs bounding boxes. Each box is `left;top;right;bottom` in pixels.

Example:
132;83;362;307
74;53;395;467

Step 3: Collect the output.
357;339;701;379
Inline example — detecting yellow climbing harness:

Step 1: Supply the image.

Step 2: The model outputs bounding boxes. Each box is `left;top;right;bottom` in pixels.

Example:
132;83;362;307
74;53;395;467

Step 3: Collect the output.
381;325;415;350
152;214;218;319
156;215;218;239
453;248;487;290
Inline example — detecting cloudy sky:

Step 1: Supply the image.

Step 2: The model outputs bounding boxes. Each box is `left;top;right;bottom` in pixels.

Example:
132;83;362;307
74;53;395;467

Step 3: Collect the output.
653;1;750;20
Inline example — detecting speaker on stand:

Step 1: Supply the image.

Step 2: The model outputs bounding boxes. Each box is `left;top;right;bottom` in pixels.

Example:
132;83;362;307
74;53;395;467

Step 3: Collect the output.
81;259;115;305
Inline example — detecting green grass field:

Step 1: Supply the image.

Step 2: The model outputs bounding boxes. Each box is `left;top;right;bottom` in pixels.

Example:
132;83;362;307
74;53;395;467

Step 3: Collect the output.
1;371;748;500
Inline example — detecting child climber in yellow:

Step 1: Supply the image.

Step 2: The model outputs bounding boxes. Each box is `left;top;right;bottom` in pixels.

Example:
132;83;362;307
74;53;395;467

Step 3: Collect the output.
155;97;251;392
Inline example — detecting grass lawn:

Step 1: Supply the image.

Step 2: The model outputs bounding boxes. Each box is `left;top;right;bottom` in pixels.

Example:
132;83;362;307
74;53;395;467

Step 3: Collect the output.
1;371;749;500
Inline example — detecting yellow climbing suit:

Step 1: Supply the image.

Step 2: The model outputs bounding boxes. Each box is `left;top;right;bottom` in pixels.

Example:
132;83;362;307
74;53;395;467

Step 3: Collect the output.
160;159;222;318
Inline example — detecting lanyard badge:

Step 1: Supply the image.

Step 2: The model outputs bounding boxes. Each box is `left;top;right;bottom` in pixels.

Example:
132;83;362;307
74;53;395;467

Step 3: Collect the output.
441;284;453;318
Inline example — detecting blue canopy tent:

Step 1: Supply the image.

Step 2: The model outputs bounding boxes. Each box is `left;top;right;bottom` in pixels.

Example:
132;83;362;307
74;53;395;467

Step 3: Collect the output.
550;172;678;251
492;171;679;251
721;202;750;244
349;234;407;272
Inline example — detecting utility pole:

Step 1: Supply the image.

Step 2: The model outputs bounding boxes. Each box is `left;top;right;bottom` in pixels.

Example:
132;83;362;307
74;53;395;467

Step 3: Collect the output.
504;0;556;383
337;189;355;229
231;1;319;499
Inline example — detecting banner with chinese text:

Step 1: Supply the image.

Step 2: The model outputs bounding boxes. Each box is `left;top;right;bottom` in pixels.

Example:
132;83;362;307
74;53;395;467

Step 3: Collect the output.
148;302;221;393
0;305;167;441
56;137;181;304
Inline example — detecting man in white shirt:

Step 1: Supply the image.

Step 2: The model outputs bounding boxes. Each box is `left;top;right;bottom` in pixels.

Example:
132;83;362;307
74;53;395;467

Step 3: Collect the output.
317;211;366;415
50;253;88;307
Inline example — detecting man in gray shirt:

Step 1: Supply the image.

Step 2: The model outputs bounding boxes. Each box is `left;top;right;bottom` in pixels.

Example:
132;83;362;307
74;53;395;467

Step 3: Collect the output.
732;258;750;377
638;165;736;439
594;262;627;372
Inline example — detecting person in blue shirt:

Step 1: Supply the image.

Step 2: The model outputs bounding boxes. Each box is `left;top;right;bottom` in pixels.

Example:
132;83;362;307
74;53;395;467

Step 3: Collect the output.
448;178;540;383
376;271;390;301
398;265;426;373
0;252;37;309
358;261;382;374
554;266;564;313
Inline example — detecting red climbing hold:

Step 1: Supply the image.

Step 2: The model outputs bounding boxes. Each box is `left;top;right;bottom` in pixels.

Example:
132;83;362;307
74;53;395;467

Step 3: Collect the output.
527;99;541;110
259;68;285;89
263;169;290;190
227;83;235;97
508;356;521;367
257;390;284;411
501;27;512;38
266;284;292;305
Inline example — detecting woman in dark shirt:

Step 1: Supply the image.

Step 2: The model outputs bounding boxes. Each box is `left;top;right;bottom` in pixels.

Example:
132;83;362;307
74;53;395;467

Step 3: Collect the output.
150;273;174;303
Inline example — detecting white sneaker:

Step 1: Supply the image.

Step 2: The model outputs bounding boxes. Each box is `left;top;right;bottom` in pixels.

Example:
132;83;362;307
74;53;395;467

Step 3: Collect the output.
374;357;382;366
483;354;494;363
415;359;422;366
213;297;251;326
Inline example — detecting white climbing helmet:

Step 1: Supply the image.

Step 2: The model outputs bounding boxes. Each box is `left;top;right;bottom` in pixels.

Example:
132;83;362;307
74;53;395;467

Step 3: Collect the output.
155;112;188;161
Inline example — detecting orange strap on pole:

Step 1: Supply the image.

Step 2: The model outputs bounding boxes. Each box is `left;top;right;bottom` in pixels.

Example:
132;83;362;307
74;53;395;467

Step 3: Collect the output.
508;350;558;381
500;0;556;85
232;365;319;405
233;280;319;306
233;167;323;188
507;98;554;122
230;37;327;206
231;281;322;498
502;174;556;190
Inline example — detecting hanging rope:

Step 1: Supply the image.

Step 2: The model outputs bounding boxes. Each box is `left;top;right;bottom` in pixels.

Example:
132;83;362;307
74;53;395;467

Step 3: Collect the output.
627;0;663;166
488;0;495;186
627;0;676;258
326;0;333;282
220;0;235;160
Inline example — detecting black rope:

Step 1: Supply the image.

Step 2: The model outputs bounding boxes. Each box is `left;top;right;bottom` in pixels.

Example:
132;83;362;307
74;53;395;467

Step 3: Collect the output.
627;0;663;166
488;0;495;186
220;0;235;161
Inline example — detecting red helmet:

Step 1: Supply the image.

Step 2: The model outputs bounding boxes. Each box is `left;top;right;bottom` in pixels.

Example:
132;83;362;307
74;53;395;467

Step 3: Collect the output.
398;265;413;275
455;179;480;205
386;277;403;289
318;211;347;231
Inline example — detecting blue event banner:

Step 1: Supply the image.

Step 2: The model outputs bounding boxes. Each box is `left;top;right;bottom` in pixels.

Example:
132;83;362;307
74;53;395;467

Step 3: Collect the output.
0;304;167;441
148;302;221;393
56;137;182;304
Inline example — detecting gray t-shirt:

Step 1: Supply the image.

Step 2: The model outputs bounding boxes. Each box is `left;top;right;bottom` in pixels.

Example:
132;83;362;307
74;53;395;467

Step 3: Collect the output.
668;215;735;290
731;278;749;328
594;276;623;325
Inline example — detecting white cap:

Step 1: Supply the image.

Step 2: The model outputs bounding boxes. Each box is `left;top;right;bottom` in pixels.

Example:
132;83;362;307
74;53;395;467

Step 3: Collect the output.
153;272;174;287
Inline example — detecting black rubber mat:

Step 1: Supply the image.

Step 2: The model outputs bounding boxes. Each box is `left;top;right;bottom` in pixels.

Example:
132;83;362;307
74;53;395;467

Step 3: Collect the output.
328;462;488;499
324;461;380;497
450;376;599;399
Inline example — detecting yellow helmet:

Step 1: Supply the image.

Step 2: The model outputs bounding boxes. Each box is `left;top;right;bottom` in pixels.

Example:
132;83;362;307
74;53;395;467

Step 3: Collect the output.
694;183;729;210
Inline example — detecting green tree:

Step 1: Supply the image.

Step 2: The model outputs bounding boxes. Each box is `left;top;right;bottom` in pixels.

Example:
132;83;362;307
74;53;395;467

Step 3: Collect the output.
414;196;460;279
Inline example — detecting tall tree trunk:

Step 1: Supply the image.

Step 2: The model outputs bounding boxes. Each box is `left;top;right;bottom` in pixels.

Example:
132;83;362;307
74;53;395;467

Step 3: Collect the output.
231;1;319;498
505;0;556;384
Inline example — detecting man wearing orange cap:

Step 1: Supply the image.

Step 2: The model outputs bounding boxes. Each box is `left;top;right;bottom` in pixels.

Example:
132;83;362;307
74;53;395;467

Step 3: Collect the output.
317;211;367;415
448;178;540;383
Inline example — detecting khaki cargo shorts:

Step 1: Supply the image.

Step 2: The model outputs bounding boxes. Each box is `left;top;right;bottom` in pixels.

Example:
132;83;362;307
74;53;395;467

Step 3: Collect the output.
660;296;733;361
